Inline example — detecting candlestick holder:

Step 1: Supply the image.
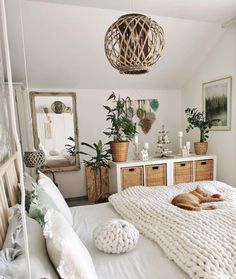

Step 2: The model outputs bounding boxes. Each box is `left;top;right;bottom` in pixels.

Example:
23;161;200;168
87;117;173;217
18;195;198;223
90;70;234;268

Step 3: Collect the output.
133;142;139;160
178;132;183;155
156;125;173;158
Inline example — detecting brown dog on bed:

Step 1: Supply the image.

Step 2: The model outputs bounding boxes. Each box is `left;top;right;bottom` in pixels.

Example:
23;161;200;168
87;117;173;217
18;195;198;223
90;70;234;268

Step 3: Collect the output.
171;186;223;211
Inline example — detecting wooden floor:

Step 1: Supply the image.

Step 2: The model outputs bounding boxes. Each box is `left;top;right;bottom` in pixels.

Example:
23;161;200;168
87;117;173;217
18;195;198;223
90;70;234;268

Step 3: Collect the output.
65;196;109;207
65;196;92;207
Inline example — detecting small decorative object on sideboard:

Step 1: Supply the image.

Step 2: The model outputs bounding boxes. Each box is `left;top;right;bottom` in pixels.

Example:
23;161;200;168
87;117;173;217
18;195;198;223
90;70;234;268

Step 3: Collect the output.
186;141;191;156
79;140;110;203
177;131;183;155
156;125;173;158
103;93;137;162
185;108;213;155
181;146;188;157
133;135;139;160
139;142;149;161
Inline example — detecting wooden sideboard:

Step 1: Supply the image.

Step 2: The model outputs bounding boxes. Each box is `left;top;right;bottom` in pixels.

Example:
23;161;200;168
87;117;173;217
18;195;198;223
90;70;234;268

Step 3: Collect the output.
109;155;216;193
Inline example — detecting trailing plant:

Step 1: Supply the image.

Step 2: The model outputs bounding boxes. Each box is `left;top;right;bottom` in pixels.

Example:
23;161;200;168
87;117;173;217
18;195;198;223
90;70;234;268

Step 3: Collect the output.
103;92;137;142
185;108;212;142
79;140;111;202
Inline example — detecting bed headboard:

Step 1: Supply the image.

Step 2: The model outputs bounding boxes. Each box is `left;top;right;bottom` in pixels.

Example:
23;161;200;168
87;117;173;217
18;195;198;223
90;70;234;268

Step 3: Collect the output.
0;152;19;248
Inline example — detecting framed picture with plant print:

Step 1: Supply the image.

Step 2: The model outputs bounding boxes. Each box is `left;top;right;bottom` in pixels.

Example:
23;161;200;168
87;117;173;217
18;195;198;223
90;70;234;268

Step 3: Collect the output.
203;76;232;131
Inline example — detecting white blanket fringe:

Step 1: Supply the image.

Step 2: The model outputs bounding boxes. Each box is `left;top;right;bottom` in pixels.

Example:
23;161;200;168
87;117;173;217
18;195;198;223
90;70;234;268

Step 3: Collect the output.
109;181;236;279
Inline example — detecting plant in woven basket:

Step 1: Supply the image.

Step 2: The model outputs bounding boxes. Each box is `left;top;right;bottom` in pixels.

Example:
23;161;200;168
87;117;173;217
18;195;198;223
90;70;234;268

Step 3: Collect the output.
185;108;213;155
79;140;111;203
104;92;137;142
103;93;137;162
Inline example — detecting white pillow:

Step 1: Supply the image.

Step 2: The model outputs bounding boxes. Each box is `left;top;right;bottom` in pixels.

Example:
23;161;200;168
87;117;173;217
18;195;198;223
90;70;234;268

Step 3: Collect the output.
44;209;98;279
37;172;73;226
1;205;58;279
39;142;49;157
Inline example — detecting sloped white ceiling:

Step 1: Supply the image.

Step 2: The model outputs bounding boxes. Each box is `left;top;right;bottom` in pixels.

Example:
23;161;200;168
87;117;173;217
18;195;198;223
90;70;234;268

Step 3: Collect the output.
29;0;236;23
6;0;225;89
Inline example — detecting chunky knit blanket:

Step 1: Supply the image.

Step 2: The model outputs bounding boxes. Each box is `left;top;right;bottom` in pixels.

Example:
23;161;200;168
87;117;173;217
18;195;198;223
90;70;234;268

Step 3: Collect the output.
109;181;236;279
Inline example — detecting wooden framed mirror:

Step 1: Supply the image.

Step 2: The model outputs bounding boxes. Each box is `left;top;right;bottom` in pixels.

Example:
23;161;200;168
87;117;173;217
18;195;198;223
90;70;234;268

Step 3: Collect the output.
30;92;80;172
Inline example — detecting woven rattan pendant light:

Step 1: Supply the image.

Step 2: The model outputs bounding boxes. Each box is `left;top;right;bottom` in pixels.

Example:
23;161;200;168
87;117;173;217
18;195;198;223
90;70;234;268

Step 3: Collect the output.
104;13;165;74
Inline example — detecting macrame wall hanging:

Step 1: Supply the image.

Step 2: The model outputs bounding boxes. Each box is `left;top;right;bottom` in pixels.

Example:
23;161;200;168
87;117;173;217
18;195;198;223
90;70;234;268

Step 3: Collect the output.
43;107;52;139
125;99;159;134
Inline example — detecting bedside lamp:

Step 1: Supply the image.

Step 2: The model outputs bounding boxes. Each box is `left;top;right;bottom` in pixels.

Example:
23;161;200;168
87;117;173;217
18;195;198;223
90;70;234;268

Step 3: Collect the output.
23;150;58;187
23;150;46;168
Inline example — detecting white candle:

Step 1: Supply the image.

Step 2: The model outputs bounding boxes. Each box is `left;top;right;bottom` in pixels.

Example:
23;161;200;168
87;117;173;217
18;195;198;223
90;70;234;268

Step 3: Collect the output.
134;135;139;145
178;131;183;137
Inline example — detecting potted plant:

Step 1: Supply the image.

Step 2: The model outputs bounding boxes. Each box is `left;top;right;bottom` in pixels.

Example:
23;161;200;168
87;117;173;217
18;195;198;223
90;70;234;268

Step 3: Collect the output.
65;136;78;156
103;92;137;162
79;140;111;203
185;108;212;155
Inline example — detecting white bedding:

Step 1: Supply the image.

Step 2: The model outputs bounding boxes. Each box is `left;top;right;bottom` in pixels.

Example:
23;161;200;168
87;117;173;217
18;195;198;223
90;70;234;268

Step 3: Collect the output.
109;181;236;279
71;203;189;279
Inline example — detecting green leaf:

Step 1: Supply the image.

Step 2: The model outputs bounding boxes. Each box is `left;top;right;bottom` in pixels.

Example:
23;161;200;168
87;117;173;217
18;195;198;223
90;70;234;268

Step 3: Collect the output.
149;99;159;112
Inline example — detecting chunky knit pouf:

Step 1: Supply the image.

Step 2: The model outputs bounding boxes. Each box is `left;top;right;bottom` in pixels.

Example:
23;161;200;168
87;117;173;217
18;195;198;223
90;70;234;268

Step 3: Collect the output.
93;219;139;254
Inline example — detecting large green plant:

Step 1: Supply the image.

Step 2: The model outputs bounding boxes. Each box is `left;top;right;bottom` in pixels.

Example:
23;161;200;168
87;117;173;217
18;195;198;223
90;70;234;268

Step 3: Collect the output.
79;140;111;171
103;92;137;142
79;140;111;202
185;108;212;142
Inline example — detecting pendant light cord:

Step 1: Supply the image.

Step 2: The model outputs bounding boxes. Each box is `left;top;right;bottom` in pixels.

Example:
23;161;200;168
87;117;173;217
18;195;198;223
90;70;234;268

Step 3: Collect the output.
18;0;29;90
131;0;134;13
0;0;31;278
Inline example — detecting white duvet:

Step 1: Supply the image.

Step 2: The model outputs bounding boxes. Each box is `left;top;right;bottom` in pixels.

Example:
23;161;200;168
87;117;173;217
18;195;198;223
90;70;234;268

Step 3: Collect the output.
109;181;236;279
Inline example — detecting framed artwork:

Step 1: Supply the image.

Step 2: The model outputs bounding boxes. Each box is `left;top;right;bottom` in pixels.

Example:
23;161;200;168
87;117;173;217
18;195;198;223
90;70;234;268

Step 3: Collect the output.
203;76;232;131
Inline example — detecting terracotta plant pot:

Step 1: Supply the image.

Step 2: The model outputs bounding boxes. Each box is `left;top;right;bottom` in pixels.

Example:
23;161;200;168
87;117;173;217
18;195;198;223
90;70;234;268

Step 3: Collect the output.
194;142;208;155
110;141;129;162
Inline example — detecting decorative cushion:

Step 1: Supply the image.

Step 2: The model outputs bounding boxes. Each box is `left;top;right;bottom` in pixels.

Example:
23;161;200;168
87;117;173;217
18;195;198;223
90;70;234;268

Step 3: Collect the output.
17;172;37;212
29;183;59;226
44;209;98;279
38;172;73;225
93;219;139;254
0;205;58;279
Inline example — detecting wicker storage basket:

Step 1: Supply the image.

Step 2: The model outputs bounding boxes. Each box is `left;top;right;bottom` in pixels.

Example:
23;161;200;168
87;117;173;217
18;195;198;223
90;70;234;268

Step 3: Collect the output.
174;161;193;184
195;160;213;181
121;166;144;190
110;142;129;162
145;164;167;186
194;142;208;155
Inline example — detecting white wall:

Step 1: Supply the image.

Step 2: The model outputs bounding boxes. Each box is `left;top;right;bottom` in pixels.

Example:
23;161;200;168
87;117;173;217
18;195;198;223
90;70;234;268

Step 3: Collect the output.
182;26;236;187
4;0;234;197
29;89;182;198
5;0;223;89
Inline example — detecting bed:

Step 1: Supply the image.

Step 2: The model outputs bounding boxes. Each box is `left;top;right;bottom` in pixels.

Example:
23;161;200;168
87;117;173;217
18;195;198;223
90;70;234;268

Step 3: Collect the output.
71;202;189;279
0;153;19;248
1;157;236;279
44;155;73;168
70;180;236;279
